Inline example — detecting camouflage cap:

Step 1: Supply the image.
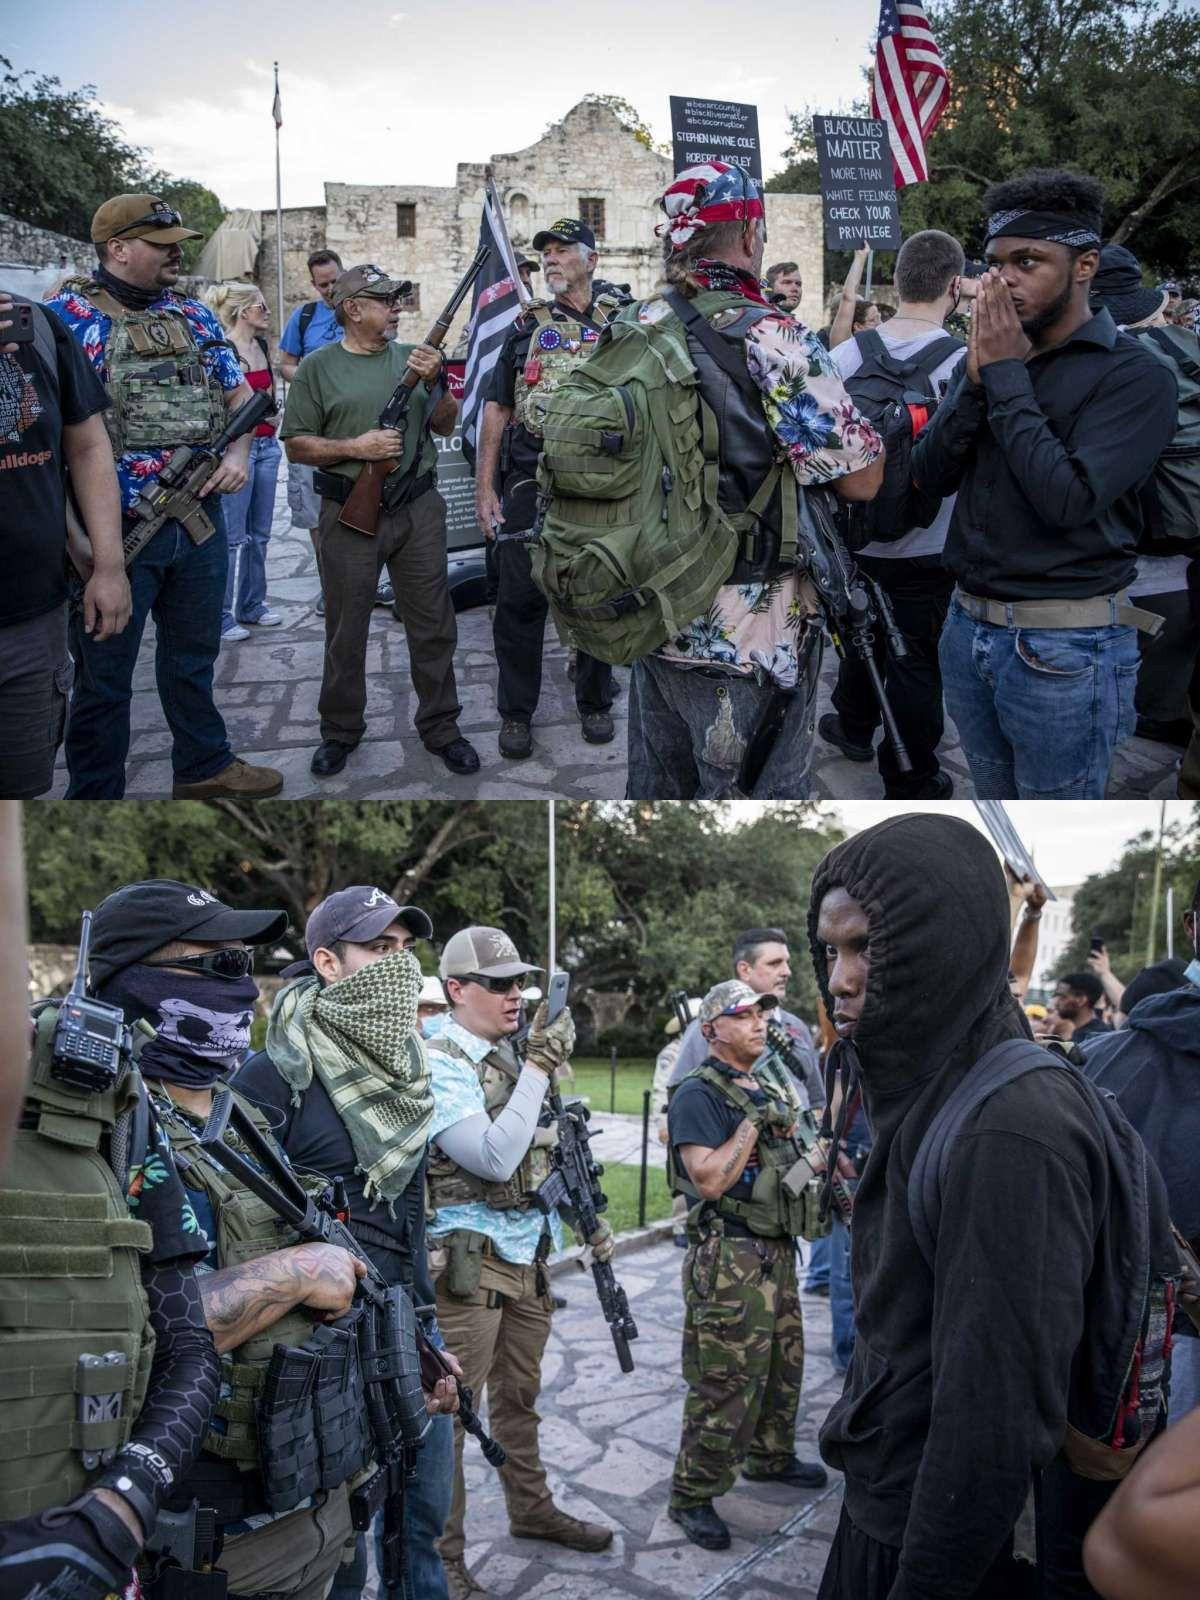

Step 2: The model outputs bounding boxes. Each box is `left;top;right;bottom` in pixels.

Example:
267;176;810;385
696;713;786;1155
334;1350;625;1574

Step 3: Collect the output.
438;926;543;981
91;194;203;245
532;218;596;251
331;264;413;306
698;979;776;1026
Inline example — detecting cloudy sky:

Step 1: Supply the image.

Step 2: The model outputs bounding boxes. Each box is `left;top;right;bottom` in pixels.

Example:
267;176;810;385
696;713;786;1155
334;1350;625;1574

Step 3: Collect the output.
13;0;879;210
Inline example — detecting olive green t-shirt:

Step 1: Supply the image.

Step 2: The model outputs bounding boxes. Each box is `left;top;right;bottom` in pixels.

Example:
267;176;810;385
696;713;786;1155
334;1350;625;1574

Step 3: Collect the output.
280;340;438;483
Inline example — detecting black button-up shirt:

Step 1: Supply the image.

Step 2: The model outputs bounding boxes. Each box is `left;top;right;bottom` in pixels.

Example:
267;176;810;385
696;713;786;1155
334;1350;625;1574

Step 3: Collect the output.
911;307;1177;600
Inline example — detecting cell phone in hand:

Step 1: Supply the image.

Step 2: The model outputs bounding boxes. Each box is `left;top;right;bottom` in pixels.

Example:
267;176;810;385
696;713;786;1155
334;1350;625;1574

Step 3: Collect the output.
1090;933;1105;955
545;971;569;1024
2;302;35;346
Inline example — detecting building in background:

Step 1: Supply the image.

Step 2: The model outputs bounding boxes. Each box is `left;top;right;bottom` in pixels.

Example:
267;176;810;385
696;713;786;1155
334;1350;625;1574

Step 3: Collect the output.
1030;884;1078;994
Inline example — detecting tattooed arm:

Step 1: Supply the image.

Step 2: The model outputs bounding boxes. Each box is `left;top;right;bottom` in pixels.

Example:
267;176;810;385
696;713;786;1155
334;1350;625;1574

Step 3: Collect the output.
198;1242;366;1354
679;1119;760;1202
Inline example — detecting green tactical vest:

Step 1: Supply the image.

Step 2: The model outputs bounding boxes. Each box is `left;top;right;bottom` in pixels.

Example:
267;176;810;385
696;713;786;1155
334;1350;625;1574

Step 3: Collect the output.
0;1006;156;1521
666;1056;830;1242
68;279;228;456
426;1032;556;1212
512;293;622;438
149;1088;317;1471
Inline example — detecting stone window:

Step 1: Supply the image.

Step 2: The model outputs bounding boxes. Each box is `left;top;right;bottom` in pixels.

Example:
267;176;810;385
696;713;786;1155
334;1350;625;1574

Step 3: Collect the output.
396;203;417;238
508;193;530;241
398;283;420;311
578;198;605;239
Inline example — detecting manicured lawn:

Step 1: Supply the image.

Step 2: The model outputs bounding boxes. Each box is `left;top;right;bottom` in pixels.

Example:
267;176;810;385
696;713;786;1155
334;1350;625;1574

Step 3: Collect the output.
566;1056;658;1115
594;1162;673;1234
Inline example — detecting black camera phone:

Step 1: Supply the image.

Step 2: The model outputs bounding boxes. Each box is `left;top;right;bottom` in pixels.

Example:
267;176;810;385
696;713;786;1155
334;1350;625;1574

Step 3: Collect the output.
1090;932;1105;955
52;910;132;1094
2;302;35;346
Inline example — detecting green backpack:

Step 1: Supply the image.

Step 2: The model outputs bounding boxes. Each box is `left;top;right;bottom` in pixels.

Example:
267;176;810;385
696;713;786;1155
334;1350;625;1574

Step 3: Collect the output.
530;290;790;667
1134;324;1200;557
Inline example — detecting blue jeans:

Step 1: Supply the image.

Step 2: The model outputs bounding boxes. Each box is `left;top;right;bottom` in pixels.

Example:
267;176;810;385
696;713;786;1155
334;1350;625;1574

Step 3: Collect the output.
939;599;1139;798
328;1330;454;1600
829;1218;855;1372
223;434;281;627
804;1234;831;1291
65;505;233;797
1169;1333;1200;1424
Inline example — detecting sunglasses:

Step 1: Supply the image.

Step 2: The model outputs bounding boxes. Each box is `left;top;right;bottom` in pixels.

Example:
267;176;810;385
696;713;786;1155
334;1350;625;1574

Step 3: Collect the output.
461;973;529;995
110;207;184;238
144;947;255;978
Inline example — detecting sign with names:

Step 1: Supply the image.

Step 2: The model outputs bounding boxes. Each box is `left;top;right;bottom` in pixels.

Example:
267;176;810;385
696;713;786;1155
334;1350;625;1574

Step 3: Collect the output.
670;96;763;182
812;115;902;249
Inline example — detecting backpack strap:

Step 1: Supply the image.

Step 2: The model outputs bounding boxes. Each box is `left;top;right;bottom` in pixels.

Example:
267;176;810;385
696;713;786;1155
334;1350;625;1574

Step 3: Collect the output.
908;1038;1054;1269
298;300;317;352
907;334;965;382
852;328;890;366
1144;325;1200;384
664;289;764;406
30;303;59;390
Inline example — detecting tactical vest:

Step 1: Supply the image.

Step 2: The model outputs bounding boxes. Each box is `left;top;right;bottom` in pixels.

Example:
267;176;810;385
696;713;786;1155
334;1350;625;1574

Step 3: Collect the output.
426;1033;555;1212
513;294;621;437
0;1006;156;1521
685;300;807;585
667;1056;829;1241
69;279;228;456
149;1088;317;1471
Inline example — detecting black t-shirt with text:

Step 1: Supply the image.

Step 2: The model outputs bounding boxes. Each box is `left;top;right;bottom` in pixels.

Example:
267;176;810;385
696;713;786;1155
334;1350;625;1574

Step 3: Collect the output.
0;303;110;626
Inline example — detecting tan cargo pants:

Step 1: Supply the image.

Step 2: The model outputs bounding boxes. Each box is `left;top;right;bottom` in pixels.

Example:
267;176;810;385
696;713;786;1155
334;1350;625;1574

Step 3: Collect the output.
433;1250;555;1562
218;1483;355;1599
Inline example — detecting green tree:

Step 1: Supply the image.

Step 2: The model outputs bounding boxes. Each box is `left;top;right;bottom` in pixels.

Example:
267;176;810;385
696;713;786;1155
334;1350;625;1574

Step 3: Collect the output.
145;174;226;272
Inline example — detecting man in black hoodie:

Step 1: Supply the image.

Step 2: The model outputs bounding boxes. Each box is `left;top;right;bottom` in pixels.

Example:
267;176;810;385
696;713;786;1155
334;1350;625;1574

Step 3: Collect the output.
807;813;1170;1600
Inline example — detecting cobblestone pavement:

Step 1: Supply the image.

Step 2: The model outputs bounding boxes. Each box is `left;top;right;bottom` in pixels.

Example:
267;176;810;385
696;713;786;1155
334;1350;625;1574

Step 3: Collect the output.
48;469;1182;800
434;1237;844;1600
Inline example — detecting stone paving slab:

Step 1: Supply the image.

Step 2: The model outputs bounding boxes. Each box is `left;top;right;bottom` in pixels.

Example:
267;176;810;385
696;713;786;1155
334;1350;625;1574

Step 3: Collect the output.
47;463;1182;801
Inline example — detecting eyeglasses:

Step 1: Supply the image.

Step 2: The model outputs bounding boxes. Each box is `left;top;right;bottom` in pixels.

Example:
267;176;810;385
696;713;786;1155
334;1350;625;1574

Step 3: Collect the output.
460;973;528;995
144;947;255;978
110;207;184;238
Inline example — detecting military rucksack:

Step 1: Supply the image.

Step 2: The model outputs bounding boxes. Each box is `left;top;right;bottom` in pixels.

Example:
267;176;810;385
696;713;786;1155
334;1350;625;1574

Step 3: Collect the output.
0;1005;157;1521
907;1038;1181;1481
1133;325;1200;556
530;289;794;668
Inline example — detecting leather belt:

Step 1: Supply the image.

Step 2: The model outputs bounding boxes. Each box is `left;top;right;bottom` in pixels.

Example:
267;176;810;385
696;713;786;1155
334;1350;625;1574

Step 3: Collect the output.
954;587;1163;637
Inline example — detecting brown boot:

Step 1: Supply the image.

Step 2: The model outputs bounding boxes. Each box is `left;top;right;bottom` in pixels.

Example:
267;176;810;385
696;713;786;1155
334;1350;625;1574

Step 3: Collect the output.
172;758;284;799
510;1506;613;1551
443;1555;488;1599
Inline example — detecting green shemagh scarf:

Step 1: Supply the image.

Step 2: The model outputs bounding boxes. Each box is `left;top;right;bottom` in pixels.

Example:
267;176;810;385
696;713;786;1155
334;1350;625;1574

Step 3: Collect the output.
267;949;433;1208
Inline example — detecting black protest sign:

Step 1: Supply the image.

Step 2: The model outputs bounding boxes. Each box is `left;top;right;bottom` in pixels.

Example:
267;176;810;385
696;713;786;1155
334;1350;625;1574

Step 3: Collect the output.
670;97;762;182
812;115;902;249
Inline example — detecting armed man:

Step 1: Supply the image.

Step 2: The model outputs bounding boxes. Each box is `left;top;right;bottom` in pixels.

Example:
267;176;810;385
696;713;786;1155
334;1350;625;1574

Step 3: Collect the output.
84;878;377;1598
235;886;463;1600
425;925;615;1599
0;907;221;1600
474;219;623;761
47;193;284;800
281;264;479;781
666;979;831;1553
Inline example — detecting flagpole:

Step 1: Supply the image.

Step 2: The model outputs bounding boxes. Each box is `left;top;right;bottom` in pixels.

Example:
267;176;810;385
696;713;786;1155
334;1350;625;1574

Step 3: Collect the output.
273;62;285;347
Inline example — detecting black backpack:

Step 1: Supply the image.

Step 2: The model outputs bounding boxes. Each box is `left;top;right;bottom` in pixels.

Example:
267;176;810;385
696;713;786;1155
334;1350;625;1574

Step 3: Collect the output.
840;327;963;549
908;1038;1180;1481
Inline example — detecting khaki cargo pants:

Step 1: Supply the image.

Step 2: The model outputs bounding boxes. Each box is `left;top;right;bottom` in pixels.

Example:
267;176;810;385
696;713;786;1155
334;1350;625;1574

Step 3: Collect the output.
218;1483;355;1599
433;1248;556;1562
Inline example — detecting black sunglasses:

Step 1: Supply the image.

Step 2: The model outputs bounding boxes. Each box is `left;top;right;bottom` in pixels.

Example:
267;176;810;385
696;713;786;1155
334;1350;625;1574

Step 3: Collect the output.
144;947;255;978
461;972;529;995
111;207;184;238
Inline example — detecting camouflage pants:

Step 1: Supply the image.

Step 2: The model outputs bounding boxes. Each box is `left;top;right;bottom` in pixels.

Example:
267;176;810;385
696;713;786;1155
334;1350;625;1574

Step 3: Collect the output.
670;1226;804;1508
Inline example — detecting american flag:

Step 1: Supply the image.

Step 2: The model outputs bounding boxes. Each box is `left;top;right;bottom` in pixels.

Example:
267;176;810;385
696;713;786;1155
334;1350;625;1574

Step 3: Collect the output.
460;182;527;466
870;0;950;188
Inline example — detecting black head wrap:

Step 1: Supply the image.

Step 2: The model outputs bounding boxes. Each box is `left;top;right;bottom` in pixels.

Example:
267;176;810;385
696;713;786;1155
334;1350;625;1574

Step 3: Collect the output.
985;208;1101;249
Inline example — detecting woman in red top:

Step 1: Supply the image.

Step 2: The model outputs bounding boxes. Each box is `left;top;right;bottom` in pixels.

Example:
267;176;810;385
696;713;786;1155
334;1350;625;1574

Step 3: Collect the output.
204;284;284;639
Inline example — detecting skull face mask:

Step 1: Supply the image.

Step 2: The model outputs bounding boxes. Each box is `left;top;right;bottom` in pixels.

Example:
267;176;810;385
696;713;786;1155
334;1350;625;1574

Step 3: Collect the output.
101;962;261;1089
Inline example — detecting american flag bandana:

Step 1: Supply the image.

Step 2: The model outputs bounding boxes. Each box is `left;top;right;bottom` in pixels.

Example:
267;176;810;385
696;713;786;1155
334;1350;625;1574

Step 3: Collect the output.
657;162;765;252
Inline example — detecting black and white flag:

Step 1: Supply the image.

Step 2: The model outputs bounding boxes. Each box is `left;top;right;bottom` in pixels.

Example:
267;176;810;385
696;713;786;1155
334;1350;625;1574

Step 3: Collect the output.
460;178;527;468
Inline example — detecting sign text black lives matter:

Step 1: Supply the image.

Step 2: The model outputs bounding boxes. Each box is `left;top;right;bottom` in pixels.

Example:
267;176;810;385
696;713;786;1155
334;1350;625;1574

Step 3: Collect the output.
812;115;902;249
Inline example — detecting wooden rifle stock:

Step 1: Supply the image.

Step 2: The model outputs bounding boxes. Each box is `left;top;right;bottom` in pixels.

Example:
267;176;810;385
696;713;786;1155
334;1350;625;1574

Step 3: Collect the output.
339;245;492;535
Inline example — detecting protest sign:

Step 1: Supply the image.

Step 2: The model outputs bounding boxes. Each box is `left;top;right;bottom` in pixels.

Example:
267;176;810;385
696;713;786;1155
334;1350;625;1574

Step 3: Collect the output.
670;96;762;181
439;360;478;551
812;114;902;249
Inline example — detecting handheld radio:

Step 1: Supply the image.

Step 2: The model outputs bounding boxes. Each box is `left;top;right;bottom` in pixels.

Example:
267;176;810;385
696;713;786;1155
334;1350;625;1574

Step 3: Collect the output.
51;910;132;1093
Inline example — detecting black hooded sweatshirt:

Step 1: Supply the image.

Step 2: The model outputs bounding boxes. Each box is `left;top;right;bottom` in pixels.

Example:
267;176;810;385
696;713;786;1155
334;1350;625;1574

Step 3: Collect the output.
807;815;1126;1600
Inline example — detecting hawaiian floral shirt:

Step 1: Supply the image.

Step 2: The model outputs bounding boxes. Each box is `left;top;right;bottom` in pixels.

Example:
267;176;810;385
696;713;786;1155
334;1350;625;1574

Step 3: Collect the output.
47;285;244;514
639;262;883;688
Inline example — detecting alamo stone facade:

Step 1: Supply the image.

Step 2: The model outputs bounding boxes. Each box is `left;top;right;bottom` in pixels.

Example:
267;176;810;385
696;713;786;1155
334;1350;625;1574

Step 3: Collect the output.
256;99;826;345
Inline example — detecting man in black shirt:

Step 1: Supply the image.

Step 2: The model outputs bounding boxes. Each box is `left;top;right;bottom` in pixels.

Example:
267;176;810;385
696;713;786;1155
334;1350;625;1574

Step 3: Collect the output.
473;219;620;760
236;885;461;1600
1053;971;1111;1044
911;169;1178;799
0;293;129;797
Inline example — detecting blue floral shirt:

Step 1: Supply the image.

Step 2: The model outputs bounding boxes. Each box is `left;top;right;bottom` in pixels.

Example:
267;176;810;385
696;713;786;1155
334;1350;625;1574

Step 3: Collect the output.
47;284;244;514
426;1016;564;1265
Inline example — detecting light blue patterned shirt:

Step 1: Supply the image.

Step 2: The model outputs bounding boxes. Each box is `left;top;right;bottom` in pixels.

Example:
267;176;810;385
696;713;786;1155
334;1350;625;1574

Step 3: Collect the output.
427;1016;564;1265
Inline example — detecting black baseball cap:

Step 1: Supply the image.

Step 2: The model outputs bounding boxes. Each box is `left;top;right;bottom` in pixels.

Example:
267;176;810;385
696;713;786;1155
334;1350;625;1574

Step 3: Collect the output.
532;217;596;252
89;879;289;989
305;886;433;960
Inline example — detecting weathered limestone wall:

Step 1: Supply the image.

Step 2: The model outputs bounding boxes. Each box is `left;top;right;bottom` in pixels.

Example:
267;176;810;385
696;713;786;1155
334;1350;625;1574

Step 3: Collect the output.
256;204;331;335
0;212;90;271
